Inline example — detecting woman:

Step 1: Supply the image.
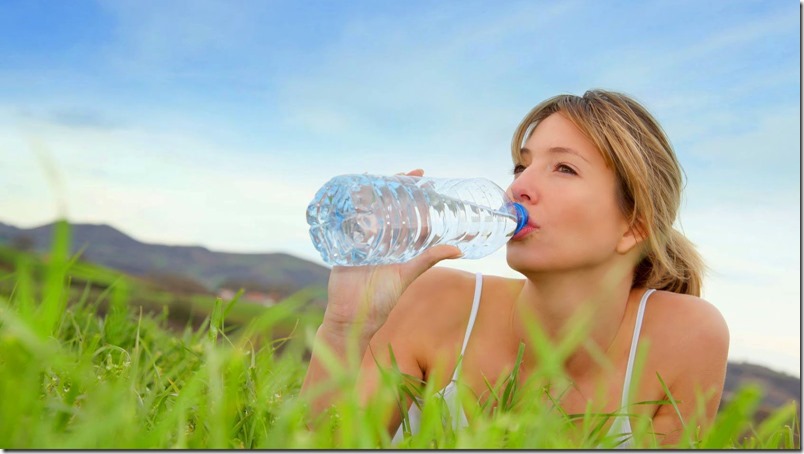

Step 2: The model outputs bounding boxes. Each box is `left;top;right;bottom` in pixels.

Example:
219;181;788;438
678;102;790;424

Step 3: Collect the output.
300;90;729;447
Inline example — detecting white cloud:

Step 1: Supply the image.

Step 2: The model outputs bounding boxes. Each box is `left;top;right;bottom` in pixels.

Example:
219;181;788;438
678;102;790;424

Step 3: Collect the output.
590;6;796;92
97;0;270;75
274;1;579;147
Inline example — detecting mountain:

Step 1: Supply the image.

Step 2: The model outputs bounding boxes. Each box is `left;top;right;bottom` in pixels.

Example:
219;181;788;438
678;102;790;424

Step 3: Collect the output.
0;220;330;298
723;361;801;417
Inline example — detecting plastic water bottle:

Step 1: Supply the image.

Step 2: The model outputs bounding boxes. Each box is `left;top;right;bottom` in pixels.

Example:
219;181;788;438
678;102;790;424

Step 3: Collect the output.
306;174;528;266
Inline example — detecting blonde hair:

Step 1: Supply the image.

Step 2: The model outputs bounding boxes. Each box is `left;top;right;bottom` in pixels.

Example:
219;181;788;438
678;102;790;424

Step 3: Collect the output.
511;89;705;296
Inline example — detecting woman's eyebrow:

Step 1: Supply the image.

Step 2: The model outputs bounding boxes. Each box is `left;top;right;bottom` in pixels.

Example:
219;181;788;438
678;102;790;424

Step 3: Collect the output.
521;146;590;164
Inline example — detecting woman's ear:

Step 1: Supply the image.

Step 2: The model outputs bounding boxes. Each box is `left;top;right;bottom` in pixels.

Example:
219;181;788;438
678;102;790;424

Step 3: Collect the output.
617;219;647;255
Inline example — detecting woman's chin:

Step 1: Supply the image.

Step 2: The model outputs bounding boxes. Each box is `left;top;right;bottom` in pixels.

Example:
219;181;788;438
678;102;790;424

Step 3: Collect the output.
506;250;538;274
506;246;560;276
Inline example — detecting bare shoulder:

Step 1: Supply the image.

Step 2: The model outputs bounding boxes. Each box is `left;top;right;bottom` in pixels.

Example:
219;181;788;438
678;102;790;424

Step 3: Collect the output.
644;290;730;375
368;267;478;360
647;291;729;340
387;266;478;329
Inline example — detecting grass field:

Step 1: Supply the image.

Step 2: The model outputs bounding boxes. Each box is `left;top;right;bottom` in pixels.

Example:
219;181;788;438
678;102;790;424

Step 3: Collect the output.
0;221;798;448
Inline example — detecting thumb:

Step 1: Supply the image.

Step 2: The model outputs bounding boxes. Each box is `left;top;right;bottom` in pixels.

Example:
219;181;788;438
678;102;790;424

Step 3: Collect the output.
400;245;463;284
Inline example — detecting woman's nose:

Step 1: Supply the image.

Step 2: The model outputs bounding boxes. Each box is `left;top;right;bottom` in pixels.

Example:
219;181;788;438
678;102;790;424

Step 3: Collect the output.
509;177;535;203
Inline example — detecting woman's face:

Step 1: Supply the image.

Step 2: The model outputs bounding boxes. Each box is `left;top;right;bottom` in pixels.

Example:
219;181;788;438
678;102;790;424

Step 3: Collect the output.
506;111;633;274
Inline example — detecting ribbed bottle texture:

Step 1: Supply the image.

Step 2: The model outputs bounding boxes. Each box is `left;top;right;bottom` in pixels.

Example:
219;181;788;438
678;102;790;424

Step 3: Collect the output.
306;174;527;266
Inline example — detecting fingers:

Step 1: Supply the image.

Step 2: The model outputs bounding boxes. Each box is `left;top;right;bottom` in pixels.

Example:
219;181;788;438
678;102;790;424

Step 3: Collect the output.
424;245;463;266
399;245;462;285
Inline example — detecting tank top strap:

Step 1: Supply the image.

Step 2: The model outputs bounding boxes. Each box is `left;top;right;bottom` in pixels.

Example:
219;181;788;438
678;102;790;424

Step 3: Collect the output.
452;272;483;382
620;288;656;409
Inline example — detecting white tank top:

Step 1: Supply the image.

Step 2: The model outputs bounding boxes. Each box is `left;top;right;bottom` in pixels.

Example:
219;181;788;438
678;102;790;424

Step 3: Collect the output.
392;273;656;448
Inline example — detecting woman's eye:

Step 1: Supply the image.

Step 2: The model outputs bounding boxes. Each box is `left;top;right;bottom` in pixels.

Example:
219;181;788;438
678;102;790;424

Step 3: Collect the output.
512;164;526;175
556;164;577;175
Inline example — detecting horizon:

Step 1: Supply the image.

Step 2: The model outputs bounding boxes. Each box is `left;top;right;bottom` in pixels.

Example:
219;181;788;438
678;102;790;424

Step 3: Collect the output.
0;0;800;377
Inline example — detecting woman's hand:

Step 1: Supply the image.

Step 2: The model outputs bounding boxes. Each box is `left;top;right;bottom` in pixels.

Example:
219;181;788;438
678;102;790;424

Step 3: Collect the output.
320;169;462;338
324;244;461;337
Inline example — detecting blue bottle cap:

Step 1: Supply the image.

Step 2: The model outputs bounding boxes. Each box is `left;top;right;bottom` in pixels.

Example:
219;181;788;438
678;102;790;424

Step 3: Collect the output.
512;203;528;234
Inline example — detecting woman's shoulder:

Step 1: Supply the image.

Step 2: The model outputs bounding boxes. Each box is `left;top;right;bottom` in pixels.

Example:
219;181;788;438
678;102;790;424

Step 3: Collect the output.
386;268;521;340
643;289;730;370
390;266;479;323
646;290;729;337
399;267;523;313
369;267;477;369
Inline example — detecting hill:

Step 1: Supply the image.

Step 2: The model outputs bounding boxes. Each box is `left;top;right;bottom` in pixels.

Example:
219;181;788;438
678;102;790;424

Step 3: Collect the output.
0;220;330;302
723;361;801;420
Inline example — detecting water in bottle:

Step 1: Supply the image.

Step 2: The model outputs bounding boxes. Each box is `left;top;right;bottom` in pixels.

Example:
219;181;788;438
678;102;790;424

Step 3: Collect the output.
306;174;528;266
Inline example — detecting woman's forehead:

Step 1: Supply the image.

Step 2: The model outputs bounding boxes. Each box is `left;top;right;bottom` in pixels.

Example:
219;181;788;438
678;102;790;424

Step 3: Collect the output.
516;113;604;164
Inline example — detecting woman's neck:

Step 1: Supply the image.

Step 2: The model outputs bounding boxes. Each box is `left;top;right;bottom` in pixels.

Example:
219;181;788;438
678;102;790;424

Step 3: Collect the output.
511;262;635;376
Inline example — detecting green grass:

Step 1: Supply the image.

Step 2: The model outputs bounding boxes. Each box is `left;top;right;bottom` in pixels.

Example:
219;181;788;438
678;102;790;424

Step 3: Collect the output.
0;220;798;448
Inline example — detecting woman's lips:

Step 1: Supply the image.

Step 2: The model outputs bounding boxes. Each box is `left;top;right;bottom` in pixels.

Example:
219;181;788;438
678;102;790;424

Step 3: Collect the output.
511;224;537;241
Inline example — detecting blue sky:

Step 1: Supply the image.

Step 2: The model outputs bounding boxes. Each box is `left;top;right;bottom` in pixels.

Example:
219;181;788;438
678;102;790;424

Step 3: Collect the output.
0;0;799;375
